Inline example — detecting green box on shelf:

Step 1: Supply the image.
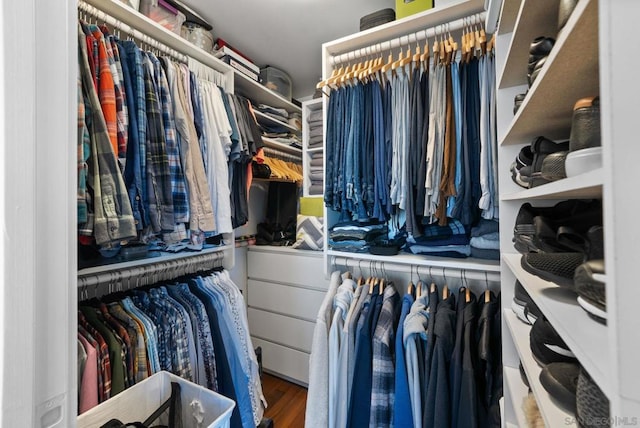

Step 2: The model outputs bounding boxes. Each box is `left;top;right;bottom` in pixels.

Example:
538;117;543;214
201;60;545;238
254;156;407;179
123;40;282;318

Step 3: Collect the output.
395;0;433;19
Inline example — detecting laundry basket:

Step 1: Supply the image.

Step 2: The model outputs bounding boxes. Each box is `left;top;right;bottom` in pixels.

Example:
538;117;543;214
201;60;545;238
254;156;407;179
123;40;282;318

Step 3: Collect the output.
78;371;235;428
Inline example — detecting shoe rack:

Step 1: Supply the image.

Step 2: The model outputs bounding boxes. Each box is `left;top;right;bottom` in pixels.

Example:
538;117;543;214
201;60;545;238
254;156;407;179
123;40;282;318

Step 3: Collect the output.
496;0;640;426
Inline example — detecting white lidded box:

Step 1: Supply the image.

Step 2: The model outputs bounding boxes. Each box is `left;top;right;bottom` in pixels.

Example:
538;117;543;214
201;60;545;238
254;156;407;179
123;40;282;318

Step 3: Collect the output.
78;371;235;428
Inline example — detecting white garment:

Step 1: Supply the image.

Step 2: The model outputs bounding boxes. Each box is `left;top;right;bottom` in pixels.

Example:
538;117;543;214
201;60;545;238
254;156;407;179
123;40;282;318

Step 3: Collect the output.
305;270;342;428
328;276;356;428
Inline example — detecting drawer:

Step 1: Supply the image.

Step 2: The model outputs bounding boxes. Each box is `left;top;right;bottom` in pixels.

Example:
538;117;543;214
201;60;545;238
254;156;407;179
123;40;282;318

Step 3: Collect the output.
247;279;325;322
248;308;315;353
247;249;326;290
251;337;310;385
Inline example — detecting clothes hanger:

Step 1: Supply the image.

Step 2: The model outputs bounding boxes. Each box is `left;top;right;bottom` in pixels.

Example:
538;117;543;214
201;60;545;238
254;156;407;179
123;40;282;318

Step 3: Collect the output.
484;271;491;303
380;43;395;74
441;267;449;300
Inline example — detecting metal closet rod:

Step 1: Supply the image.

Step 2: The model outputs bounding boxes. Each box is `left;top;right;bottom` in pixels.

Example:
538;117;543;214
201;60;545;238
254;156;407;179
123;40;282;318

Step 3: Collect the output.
78;0;188;63
330;11;487;66
263;147;302;162
78;251;224;300
331;255;500;283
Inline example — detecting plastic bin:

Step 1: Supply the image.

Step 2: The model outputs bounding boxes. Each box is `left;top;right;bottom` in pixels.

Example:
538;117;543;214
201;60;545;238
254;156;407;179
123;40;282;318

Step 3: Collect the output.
260;66;292;101
77;371;235;428
140;0;186;35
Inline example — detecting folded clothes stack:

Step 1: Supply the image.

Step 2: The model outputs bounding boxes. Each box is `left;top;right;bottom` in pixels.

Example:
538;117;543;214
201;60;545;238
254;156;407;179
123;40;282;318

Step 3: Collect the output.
404;219;471;258
328;222;387;253
308;151;324;195
308;109;323;149
256;104;289;122
470;219;500;260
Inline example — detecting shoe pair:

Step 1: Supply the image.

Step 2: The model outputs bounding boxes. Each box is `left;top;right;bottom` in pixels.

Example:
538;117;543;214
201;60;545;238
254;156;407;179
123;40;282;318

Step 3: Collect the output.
512;280;542;325
528;37;555;87
513;200;602;254
539;363;609;424
511;136;569;189
575;259;606;324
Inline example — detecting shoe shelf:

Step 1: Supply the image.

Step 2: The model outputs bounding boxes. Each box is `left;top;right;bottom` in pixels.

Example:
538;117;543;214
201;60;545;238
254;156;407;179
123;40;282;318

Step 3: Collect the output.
496;0;523;36
497;0;562;89
504;365;530;428
501;167;603;201
500;0;599;146
504;309;578;428
503;252;612;399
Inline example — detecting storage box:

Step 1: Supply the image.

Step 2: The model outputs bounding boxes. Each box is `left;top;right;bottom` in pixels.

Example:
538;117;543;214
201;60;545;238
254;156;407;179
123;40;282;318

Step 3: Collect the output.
140;0;186;35
260;66;292;101
395;0;434;19
77;371;235;428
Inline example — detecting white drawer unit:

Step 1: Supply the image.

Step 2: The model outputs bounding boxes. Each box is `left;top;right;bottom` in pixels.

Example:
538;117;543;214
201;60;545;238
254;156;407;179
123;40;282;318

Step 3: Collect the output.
246;247;326;385
247;279;324;322
248;308;315;353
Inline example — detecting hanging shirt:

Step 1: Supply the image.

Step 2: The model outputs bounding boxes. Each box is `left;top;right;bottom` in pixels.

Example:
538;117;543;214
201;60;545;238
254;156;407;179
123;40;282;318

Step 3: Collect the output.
393;290;415;428
120;296;161;374
77;333;99;413
108;302;149;383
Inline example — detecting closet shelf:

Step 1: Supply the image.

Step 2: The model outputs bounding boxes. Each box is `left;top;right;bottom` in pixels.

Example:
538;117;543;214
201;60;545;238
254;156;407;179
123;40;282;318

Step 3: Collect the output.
503;253;612;398
261;137;302;154
253;177;300;184
501;168;603;201
498;0;562;89
327;250;501;273
77;244;233;277
504;309;578;428
500;0;599;146
323;0;484;57
503;366;530;428
81;0;231;76
234;71;301;114
254;111;301;135
496;0;524;36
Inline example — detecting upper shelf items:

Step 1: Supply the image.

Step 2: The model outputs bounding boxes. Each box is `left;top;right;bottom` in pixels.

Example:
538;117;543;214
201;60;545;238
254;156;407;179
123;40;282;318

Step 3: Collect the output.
499;0;599;145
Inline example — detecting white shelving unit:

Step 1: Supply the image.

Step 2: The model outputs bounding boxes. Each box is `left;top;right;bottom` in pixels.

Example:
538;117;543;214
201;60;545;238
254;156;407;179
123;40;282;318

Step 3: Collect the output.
497;0;640;424
503;366;531;428
254;110;301;136
504;310;577;427
302;98;323;197
261;136;302;155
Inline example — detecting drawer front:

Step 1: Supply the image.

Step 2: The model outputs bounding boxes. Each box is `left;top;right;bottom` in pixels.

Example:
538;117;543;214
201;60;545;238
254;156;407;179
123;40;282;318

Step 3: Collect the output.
248;308;315;353
247;279;325;322
251;337;310;385
247;251;327;290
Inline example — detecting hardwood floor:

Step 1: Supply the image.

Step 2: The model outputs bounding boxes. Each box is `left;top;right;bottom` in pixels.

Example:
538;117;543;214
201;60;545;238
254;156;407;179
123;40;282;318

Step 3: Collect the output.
262;373;308;427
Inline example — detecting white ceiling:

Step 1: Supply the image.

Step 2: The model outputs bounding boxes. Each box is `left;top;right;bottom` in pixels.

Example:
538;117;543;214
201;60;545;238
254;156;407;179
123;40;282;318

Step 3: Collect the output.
181;0;394;100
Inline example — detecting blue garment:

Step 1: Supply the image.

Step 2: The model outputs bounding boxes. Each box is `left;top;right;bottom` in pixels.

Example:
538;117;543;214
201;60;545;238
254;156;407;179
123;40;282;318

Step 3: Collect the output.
121;41;149;228
324;91;337;207
132;291;172;372
404;289;429;428
120;297;160;374
394;292;415;428
188;278;243;428
448;61;464;217
190;71;207;172
117;41;144;230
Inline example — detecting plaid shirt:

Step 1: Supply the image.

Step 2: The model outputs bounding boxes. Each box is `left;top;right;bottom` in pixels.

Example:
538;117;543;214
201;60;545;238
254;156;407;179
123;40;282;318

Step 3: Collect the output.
132;292;172;373
78;25;137;246
99;303;134;388
151;55;189;224
142;53;175;232
420;218;467;239
108;302;149;383
104;32;128;158
149;288;193;381
77;72;89;224
169;283;218;391
370;284;401;428
122;41;149;228
121;297;160;375
78;318;111;402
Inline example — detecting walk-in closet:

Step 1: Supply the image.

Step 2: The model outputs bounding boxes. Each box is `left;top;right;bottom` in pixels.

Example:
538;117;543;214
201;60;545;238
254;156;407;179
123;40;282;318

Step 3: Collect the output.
1;0;638;427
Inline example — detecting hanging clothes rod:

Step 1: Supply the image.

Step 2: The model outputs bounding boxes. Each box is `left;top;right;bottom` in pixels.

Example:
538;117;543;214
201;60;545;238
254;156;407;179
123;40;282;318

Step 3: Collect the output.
78;0;188;63
330;11;487;66
78;250;224;301
331;255;500;283
263;146;302;162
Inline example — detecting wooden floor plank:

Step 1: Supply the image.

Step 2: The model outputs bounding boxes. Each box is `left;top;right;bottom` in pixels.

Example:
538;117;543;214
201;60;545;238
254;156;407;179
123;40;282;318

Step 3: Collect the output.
262;373;308;427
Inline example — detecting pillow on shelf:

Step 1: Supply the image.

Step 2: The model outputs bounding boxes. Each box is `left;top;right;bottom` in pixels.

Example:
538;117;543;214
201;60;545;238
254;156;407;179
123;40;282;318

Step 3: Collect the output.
292;215;324;251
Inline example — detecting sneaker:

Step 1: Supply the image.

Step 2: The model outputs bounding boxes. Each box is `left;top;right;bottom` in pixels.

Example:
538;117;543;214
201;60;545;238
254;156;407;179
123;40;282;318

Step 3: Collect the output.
511;145;534;188
521;252;585;288
524;300;543;325
523;136;570;188
575;259;606;324
539;362;580;413
529;317;577;366
576;367;609;428
512;281;543;325
540;151;568;181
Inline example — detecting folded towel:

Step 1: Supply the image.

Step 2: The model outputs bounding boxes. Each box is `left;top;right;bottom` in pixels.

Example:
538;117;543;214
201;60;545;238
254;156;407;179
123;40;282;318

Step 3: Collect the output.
308;110;323;122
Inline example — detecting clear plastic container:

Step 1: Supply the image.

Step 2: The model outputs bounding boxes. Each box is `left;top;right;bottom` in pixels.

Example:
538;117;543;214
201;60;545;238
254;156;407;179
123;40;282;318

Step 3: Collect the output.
260;66;292;101
140;0;186;35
